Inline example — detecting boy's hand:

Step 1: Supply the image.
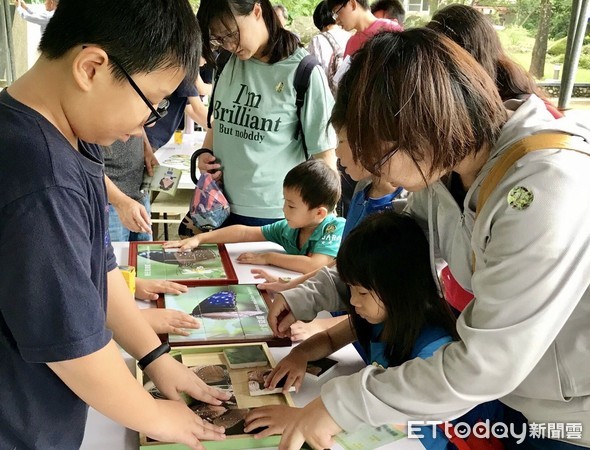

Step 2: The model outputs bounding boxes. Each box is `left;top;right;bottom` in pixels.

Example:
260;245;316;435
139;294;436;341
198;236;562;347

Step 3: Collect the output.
252;268;292;292
141;308;200;336
197;153;222;182
264;348;308;393
144;152;159;177
150;399;225;450
251;268;278;283
237;252;269;265
244;405;299;438
279;398;341;450
290;320;324;342
115;196;152;234
135;279;188;301
268;294;296;338
163;236;201;252
145;354;232;407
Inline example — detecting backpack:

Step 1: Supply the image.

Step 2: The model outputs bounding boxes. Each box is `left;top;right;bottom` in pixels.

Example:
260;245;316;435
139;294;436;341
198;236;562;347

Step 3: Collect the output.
320;31;343;95
206;50;320;160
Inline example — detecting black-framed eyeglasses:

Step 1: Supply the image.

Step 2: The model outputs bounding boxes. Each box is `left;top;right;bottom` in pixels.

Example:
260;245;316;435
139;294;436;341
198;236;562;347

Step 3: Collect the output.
108;54;169;126
210;30;240;48
332;1;348;20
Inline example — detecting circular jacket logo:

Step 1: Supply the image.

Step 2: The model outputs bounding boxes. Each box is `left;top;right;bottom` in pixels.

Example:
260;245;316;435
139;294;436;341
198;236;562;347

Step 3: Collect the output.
507;186;534;210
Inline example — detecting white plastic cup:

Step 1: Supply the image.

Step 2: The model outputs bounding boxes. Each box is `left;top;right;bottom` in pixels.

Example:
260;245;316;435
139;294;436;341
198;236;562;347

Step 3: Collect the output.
185;115;195;134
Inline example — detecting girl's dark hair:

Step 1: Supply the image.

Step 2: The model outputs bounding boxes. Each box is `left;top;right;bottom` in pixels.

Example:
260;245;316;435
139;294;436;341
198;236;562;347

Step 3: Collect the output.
427;5;546;102
198;0;299;66
338;210;459;367
40;0;201;82
313;1;336;31
337;28;507;177
283;159;341;211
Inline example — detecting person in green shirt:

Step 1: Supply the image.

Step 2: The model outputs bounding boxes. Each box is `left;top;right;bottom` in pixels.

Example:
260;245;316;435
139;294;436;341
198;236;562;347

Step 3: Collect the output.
165;160;345;274
196;0;337;226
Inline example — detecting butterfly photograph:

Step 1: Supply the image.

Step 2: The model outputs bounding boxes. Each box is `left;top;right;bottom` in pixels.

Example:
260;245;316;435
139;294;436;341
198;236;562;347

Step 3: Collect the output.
158;285;289;346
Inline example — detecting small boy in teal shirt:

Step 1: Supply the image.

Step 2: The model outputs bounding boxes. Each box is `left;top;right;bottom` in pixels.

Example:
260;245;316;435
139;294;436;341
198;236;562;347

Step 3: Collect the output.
165;160;344;273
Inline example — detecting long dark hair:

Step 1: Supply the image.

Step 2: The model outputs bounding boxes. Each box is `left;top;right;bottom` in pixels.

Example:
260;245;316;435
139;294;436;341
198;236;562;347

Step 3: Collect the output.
197;0;299;66
338;210;459;367
427;5;547;102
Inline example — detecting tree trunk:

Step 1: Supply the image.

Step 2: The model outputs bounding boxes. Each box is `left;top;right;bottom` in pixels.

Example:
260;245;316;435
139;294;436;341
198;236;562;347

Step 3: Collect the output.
529;0;552;79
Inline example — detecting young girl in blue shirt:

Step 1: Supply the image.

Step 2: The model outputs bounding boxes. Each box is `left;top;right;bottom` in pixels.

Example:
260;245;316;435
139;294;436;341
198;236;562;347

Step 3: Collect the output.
244;210;502;449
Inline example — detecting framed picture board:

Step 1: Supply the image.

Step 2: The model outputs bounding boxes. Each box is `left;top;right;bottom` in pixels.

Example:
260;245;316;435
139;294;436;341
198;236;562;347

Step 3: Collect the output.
137;343;295;450
157;285;290;347
128;242;238;286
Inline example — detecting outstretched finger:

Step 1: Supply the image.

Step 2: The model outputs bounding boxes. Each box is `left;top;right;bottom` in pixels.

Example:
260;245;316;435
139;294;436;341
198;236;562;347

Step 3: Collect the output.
184;380;231;406
162;281;189;295
195;416;226;439
162;240;182;248
277;313;297;335
169;326;190;336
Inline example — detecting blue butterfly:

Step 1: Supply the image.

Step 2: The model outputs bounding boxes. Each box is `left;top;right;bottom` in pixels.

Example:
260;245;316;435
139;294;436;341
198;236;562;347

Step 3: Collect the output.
193;291;237;316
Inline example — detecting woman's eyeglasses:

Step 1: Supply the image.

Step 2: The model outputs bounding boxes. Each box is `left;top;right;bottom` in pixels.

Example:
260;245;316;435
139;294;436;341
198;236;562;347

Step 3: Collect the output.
108;54;169;126
332;1;349;20
210;30;240;48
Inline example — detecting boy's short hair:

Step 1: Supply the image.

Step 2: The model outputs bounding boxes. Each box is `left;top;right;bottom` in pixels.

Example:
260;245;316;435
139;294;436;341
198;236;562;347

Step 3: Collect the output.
313;1;336;31
371;0;405;23
283;160;341;212
327;0;370;11
39;0;201;82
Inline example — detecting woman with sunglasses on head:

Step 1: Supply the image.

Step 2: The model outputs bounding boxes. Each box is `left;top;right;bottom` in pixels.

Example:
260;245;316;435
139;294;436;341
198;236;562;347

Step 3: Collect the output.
266;29;590;449
196;0;337;228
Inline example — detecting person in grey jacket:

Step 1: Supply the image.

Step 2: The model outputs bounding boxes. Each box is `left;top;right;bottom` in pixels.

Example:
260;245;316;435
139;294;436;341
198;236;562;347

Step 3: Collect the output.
268;29;590;449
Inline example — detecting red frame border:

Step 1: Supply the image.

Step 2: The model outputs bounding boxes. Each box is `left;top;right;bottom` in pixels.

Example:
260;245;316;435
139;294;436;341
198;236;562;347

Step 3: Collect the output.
128;241;238;286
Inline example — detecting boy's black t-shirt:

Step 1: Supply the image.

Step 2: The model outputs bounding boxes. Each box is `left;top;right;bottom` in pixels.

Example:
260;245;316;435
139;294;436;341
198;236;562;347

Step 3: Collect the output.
0;89;116;449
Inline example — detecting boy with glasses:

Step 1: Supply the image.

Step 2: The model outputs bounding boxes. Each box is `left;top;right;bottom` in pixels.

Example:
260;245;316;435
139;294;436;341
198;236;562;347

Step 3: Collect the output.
0;1;231;449
328;0;402;216
328;0;402;58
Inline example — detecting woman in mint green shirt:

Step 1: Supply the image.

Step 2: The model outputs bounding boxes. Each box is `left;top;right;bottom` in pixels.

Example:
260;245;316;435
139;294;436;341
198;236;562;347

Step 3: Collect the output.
197;0;337;226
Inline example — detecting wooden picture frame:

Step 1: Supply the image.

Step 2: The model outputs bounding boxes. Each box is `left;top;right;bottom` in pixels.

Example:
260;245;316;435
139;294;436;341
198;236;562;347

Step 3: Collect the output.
156;285;291;347
137;343;295;450
128;242;238;286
